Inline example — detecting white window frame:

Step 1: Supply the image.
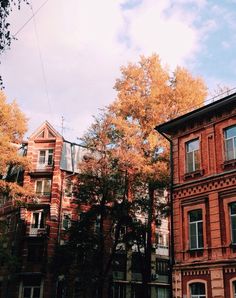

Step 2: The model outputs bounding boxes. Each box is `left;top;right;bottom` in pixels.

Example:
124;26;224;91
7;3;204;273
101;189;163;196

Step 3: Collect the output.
189;210;203;250
225;126;236;161
186;139;200;173
35;179;51;196
19;281;44;298
31;211;45;229
37;149;54;168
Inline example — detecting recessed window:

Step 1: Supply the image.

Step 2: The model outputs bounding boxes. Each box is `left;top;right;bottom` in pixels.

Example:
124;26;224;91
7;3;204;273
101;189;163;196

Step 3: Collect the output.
189;210;203;250
35;179;51;196
225;126;236;161
38;149;54;168
186;139;200;173
230;203;236;244
190;282;206;298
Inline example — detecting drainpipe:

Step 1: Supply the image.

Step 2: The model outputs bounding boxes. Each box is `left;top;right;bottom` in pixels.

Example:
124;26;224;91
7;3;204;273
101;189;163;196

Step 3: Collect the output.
157;130;174;298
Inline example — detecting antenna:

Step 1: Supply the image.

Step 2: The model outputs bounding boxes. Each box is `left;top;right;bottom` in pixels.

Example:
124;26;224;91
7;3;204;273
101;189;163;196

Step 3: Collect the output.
61;116;65;136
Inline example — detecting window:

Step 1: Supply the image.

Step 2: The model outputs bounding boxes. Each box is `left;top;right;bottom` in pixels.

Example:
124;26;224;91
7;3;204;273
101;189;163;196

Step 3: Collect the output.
111;283;126;298
38;149;53;167
62;213;71;230
225;126;236;161
157;287;169;298
189;210;203;250
35;179;51;196
190;282;206;298
21;278;41;298
31;211;45;229
233;281;236;298
186;139;200;173
156;259;169;275
230;203;236;244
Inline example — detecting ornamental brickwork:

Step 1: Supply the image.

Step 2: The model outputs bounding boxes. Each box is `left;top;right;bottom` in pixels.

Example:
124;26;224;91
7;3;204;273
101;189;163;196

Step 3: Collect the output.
157;92;236;298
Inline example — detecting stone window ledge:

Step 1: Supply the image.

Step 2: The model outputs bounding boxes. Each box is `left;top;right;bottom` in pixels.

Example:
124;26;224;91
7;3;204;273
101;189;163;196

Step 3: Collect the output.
183;169;204;180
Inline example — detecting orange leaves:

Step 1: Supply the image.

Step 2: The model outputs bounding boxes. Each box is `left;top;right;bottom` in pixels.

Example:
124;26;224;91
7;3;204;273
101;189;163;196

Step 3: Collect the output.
0;92;29;199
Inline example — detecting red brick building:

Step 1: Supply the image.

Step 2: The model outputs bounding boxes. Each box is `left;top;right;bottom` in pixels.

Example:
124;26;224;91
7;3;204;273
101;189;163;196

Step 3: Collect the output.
0;121;82;298
157;92;236;298
0;121;170;298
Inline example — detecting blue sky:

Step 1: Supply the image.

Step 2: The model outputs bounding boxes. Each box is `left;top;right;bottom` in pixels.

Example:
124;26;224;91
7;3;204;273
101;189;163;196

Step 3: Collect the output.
1;0;236;141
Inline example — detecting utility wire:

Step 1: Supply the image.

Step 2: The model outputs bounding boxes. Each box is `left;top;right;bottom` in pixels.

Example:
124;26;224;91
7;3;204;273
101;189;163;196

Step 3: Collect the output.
29;0;52;116
13;0;50;38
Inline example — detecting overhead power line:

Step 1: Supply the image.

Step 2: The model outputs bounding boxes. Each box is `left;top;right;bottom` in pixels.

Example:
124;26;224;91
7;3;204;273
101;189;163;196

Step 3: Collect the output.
29;0;52;116
13;0;50;38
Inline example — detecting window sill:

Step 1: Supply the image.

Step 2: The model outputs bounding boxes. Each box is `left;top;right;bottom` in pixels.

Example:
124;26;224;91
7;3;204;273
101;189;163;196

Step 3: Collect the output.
183;169;204;180
222;159;236;170
188;249;204;257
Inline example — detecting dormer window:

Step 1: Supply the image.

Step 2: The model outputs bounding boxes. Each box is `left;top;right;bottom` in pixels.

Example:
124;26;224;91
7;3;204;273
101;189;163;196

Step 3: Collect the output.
186;139;200;173
38;149;54;168
225;125;236;161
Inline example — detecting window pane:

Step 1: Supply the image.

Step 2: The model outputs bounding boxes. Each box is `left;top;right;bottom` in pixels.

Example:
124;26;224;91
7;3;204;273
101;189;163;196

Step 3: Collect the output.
190;223;197;249
23;288;31;298
36;181;42;194
225;126;236;139
190;210;202;222
198;222;203;248
33;287;40;298
40;212;45;228
231;216;236;243
44;180;51;194
194;150;200;170
39;151;46;164
32;213;39;228
186;152;194;172
48;150;53;166
231;203;236;215
187;139;199;152
190;283;205;295
225;139;234;160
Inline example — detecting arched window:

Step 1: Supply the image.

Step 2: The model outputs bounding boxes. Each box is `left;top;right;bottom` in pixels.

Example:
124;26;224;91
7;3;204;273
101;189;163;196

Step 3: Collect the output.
190;282;206;298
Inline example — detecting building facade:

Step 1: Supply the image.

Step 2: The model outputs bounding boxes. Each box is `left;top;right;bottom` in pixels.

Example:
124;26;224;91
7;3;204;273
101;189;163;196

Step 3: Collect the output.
0;121;170;298
157;92;236;298
0;121;82;298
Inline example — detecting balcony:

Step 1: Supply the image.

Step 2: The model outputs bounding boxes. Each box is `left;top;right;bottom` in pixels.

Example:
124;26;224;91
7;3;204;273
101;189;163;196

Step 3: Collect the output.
29;227;46;237
155;245;169;256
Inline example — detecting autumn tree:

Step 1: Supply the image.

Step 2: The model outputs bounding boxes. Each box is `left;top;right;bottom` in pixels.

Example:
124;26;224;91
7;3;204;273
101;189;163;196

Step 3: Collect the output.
107;54;207;297
52;115;133;298
62;54;207;298
0;91;30;202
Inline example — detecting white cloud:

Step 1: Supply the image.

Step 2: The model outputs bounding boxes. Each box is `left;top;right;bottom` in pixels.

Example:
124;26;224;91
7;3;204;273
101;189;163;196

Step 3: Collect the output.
1;0;206;141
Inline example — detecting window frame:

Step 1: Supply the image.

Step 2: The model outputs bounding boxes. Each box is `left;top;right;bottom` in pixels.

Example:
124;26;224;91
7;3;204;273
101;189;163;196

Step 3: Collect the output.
230;203;236;245
37;149;54;168
31;211;45;229
189;209;204;250
188;281;207;298
186;138;200;173
224;125;236;161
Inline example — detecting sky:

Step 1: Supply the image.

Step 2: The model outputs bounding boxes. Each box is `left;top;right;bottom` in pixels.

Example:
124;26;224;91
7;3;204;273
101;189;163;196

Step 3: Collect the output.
1;0;236;142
